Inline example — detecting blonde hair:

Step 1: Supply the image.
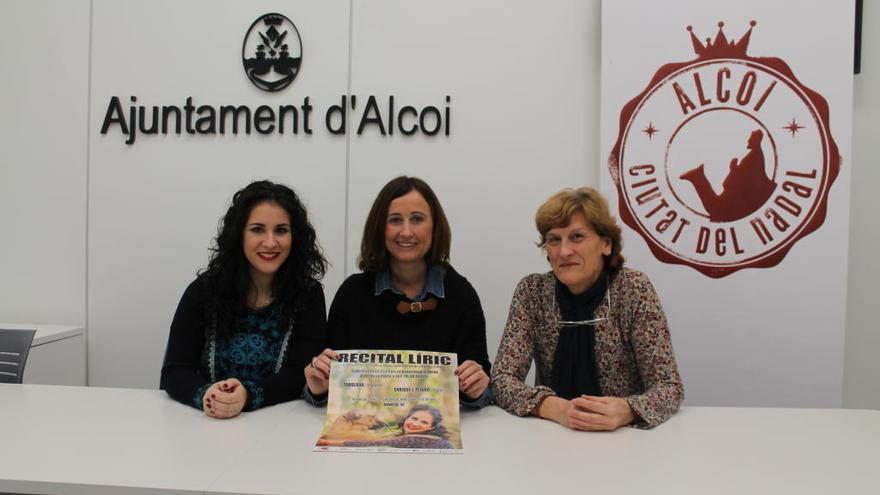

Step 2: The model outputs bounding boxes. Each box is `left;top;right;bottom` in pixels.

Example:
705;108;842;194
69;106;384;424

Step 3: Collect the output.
535;187;624;272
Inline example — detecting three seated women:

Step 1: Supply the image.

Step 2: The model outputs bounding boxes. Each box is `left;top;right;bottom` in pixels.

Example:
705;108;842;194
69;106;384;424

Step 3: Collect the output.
161;179;682;429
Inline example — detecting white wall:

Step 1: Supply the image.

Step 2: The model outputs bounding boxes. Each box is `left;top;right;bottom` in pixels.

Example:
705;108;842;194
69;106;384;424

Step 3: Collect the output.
844;1;880;410
81;0;600;388
87;0;351;387
346;0;599;363
1;0;877;409
0;0;90;326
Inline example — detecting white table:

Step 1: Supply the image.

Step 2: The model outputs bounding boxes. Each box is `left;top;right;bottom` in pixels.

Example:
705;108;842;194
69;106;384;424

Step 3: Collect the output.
0;324;86;385
2;384;878;495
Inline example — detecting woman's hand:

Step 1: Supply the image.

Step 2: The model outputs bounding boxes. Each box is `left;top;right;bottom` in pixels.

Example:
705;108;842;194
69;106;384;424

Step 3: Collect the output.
203;378;248;419
576;396;636;430
304;348;339;396
455;360;490;400
537;395;635;431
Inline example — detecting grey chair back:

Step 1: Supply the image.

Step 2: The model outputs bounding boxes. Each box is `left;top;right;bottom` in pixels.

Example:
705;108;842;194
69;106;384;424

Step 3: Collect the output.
0;329;37;384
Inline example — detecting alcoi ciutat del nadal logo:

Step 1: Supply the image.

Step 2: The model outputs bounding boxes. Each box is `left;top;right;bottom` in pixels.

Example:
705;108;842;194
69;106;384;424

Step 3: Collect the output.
242;13;302;92
608;21;841;278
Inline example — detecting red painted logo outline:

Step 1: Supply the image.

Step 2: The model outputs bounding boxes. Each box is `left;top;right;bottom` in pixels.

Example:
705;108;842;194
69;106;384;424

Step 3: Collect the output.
608;21;841;278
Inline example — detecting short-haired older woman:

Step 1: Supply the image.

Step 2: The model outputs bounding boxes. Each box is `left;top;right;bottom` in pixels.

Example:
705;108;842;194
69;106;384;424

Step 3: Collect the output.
304;176;492;407
491;187;683;430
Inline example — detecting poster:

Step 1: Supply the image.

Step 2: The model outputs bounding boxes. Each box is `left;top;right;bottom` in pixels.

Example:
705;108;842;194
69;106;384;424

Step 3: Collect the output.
600;0;853;406
314;350;462;454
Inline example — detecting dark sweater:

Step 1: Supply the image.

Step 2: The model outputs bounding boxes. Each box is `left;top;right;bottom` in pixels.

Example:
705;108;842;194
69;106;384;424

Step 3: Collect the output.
327;266;491;373
160;277;326;410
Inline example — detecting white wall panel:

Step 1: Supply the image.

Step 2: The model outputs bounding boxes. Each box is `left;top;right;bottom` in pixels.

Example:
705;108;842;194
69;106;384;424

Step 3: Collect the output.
0;0;89;326
88;0;350;387
347;0;601;360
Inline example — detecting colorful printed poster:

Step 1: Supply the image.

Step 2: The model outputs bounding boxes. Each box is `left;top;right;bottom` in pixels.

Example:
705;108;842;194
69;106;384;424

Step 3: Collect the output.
314;350;462;454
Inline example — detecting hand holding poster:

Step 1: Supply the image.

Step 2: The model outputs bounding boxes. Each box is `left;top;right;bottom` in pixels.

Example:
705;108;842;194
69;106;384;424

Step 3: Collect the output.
314;350;462;454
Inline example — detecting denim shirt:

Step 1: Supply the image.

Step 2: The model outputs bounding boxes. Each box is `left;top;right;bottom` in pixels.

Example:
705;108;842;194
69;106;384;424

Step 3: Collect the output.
373;265;447;301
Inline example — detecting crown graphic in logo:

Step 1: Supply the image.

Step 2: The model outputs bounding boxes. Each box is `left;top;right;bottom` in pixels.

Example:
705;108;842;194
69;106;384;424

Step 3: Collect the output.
242;13;302;92
688;21;756;60
263;15;283;26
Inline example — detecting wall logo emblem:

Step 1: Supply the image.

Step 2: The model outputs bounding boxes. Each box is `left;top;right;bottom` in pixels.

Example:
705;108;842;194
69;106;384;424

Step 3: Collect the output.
242;13;302;92
608;22;840;278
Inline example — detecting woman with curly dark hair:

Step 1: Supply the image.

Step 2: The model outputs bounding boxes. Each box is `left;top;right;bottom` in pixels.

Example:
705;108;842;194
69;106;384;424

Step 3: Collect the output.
160;180;328;418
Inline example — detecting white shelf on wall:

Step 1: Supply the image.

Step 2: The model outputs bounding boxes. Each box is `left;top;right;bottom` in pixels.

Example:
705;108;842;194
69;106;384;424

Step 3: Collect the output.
1;323;86;386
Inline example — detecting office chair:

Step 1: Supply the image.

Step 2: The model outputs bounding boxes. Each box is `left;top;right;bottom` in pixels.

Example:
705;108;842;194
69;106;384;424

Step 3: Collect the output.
0;329;37;384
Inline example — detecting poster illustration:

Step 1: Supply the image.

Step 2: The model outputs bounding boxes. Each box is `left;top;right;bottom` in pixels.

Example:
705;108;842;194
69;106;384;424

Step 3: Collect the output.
314;350;462;454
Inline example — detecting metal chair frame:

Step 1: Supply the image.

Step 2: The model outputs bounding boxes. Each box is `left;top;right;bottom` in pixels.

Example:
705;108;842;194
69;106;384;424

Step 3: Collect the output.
0;328;37;384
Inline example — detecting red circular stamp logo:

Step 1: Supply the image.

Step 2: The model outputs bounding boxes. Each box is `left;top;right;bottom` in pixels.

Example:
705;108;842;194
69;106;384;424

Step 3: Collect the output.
609;21;841;278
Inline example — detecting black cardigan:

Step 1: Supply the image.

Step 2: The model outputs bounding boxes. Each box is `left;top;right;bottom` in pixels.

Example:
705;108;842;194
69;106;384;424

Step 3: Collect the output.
326;266;491;373
160;278;326;410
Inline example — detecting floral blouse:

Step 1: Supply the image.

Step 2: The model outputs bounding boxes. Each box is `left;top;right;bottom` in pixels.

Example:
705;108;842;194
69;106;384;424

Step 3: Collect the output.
491;268;684;428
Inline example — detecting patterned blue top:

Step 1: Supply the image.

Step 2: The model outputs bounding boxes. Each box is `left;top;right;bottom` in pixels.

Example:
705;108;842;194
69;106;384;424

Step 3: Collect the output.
162;278;327;412
194;301;291;410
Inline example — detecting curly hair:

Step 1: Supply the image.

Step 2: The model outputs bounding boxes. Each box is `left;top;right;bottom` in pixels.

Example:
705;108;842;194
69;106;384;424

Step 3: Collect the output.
535;187;625;272
200;180;327;335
